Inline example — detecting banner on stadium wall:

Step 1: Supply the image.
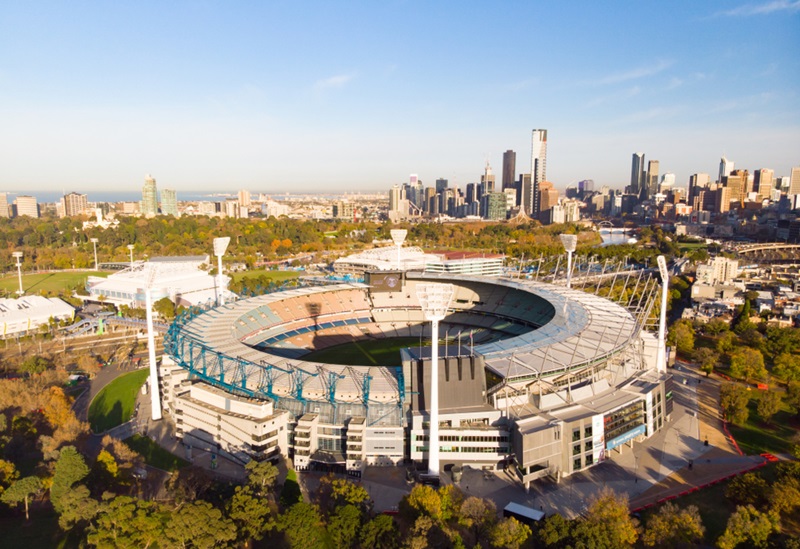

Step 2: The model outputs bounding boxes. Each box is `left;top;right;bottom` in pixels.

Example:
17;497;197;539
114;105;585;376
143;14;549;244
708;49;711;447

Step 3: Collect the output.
605;424;646;451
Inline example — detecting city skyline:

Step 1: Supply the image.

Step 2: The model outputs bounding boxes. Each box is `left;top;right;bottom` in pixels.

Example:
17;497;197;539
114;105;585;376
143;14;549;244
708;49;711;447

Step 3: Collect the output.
1;1;798;192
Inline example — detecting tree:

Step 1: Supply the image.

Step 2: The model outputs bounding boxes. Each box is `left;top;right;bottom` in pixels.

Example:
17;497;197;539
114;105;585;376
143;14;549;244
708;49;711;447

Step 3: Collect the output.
227;485;274;543
725;472;769;507
786;381;800;416
573;488;638;549
694;347;718;377
667;320;695;357
641;502;704;547
153;297;176;320
0;459;19;495
328;504;361;548
717;504;779;549
276;502;327;549
773;353;800;382
244;459;279;496
459;496;497;545
757;390;782;424
19;355;53;376
165;500;236;549
359;514;399;549
57;484;99;531
538;513;573;548
51;446;90;512
401;484;442;522
490;517;531;549
88;495;164;549
720;383;751;425
165;465;215;503
729;347;767;381
717;331;738;355
1;475;42;520
764;326;800;359
769;477;800;517
704;318;729;336
733;300;753;335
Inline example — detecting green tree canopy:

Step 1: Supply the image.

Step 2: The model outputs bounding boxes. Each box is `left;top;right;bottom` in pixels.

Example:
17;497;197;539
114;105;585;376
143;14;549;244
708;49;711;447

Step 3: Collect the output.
51;446;89;513
729;347;767;381
717;504;779;549
642;502;705;548
720;383;751;425
573;488;638;549
756;390;782;424
165;500;236;549
1;475;42;520
276;502;327;549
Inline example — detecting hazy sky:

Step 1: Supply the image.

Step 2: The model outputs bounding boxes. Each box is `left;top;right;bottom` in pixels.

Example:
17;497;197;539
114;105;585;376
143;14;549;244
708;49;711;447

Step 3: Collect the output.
1;1;798;194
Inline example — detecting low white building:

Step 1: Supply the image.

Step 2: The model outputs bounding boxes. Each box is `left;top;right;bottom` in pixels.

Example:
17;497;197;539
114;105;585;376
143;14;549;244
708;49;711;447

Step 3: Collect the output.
85;255;233;308
0;296;74;338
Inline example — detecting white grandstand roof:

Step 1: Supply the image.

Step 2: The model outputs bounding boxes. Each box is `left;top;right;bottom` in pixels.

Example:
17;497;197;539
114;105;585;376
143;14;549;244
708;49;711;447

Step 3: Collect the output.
333;246;440;272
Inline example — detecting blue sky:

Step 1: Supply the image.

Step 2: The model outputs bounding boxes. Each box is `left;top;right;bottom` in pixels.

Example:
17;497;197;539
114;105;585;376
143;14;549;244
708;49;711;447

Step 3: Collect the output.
1;1;798;193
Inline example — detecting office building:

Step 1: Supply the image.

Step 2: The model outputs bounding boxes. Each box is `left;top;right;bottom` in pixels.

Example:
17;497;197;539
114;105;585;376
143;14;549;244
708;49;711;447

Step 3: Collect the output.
142;175;159;218
688;173;710;205
719;156;734;183
161;189;179;217
790;167;800;196
530;129;547;217
238;190;251;209
646;160;660;198
519;174;533;215
61;192;88;217
0;193;8;218
435;178;449;194
539;181;559;222
631;153;646;196
14;195;39;218
754;169;774;201
502;150;516;190
483;192;507;220
481;161;496;194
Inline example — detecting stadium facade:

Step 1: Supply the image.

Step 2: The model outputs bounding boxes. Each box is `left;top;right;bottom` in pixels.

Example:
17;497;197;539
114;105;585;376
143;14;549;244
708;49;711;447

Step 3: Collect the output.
161;269;671;490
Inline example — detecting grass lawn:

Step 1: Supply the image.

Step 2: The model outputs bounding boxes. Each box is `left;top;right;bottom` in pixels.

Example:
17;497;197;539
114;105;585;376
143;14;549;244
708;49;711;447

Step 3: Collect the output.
0;270;110;295
303;336;428;367
88;369;149;432
728;396;799;455
123;434;189;471
231;269;300;283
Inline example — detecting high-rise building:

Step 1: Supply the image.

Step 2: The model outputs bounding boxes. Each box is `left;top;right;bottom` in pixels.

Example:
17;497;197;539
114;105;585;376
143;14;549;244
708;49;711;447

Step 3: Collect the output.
435;178;448;194
238;190;251;209
502;150;516;190
754;169;774;201
61;192;88;217
465;183;477;204
688;173;710;205
631;153;646;197
539;181;559;222
790;167;800;196
482;192;507;220
530;129;547;217
14;195;39;218
142;174;158;218
646;160;660;198
0;193;8;218
481;161;496;194
520;174;533;214
161;189;179;217
719;156;734;183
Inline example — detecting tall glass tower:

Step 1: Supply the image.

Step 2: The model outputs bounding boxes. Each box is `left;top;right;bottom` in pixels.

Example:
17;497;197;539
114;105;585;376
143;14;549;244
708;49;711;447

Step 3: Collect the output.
530;129;547;217
142;175;158;217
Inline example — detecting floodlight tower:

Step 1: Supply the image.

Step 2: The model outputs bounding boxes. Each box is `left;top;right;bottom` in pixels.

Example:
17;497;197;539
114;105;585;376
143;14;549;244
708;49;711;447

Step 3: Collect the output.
390;229;407;270
213;237;231;306
90;238;99;271
559;234;578;289
12;252;23;295
416;283;454;478
127;244;135;268
144;287;162;421
656;255;669;373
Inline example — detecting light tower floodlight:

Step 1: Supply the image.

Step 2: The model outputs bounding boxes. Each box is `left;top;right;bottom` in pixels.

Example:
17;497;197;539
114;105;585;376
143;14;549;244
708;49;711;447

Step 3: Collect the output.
213;237;231;306
127;244;135;268
90;238;99;271
656;255;669;373
416;282;454;478
12;251;23;295
144;288;163;421
559;234;578;289
390;229;407;270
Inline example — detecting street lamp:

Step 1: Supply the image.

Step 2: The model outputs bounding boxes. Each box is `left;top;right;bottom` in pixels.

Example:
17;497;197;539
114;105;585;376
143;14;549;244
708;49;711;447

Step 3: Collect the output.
90;238;99;271
127;244;135;268
416;282;454;478
559;234;578;289
390;229;407;270
656;255;669;373
12;251;23;295
213;237;231;306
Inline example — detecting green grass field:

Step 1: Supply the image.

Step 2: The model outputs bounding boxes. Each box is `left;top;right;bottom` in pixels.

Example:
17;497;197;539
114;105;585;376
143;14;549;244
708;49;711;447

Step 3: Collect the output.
0;270;110;295
123;434;189;471
303;336;429;367
88;369;149;433
729;395;799;455
231;269;300;283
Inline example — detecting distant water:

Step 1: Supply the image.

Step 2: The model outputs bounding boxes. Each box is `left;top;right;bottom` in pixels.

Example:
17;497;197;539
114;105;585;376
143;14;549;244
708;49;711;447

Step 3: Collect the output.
1;191;365;204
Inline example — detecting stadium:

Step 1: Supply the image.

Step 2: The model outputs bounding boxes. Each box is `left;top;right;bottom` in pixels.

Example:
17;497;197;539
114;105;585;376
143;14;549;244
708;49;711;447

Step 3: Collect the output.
160;263;672;491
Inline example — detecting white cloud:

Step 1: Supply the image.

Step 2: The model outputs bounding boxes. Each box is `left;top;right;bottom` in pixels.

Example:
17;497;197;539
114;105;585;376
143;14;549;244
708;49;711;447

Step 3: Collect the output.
584;86;641;108
715;0;800;16
589;59;674;86
667;77;683;90
313;72;356;91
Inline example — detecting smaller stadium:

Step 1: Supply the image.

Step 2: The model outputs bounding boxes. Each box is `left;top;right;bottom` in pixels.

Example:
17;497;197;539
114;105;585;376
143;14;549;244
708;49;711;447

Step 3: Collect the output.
161;261;672;490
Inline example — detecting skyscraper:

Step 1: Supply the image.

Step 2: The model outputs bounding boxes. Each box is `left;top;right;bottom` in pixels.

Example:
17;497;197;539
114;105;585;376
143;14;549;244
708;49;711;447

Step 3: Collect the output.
161;189;179;217
688;173;710;205
0;193;8;218
631;153;646;196
61;192;88;217
646;160;660;198
238;189;251;209
529;129;547;217
481;161;496;194
14;195;39;218
435;178;448;193
142;175;158;218
754;169;774;201
520;174;533;214
502;150;516;190
719;156;734;183
790;167;800;196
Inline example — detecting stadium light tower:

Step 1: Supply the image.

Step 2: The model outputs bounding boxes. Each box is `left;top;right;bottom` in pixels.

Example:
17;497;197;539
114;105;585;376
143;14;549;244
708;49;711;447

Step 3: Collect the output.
559;234;578;289
90;238;99;271
145;287;162;421
127;244;135;268
12;251;23;295
416;282;454;478
656;255;669;373
213;237;231;306
390;229;407;270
